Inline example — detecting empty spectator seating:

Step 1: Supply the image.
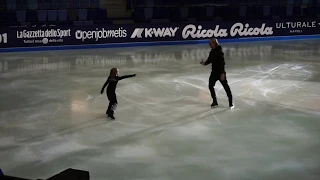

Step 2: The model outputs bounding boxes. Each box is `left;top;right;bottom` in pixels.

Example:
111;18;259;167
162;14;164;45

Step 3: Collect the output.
0;0;319;26
0;0;109;26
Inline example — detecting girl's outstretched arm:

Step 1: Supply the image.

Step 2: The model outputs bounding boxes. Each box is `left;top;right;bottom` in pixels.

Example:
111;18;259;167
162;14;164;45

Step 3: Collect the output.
117;74;136;80
100;78;110;94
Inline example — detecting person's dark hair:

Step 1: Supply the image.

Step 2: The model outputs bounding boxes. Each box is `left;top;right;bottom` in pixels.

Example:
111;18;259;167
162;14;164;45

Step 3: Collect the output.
210;38;218;45
109;68;118;78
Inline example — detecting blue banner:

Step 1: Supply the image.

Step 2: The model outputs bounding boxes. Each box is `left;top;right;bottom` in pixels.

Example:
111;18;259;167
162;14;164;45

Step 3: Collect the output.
0;18;319;49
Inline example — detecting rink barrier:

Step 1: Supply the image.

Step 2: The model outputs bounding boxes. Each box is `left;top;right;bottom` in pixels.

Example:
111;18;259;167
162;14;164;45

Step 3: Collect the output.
0;18;320;52
1;34;320;53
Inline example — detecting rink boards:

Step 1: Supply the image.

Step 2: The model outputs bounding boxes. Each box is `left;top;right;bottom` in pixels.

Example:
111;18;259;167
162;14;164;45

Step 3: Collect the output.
0;18;320;52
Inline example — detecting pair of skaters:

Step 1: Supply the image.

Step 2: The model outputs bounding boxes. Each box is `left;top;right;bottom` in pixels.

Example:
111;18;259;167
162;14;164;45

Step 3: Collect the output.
100;38;234;120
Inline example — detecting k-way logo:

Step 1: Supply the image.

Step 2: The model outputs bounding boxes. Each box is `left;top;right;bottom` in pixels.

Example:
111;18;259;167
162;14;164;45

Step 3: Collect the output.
130;27;179;38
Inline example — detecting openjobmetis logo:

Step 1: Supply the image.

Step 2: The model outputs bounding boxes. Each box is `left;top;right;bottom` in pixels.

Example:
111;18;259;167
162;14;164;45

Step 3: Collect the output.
75;28;127;41
130;27;179;38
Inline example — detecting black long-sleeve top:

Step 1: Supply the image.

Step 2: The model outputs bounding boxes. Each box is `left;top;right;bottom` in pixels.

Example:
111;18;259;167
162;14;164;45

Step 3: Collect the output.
203;45;226;75
101;74;135;94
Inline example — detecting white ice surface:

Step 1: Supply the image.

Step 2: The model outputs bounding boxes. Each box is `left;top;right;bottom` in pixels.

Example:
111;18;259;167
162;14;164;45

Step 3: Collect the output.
0;40;320;180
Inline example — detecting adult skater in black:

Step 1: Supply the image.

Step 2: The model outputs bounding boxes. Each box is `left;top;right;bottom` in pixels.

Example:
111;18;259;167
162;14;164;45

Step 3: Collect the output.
200;38;234;109
100;68;136;120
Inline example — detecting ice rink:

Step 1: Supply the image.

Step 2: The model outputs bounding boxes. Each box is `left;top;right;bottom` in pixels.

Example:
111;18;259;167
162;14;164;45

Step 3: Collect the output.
1;39;320;180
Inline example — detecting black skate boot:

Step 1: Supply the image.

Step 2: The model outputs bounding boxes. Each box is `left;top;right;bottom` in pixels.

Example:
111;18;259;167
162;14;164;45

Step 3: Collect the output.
228;98;234;109
211;101;218;108
106;110;115;120
108;115;115;120
229;102;234;109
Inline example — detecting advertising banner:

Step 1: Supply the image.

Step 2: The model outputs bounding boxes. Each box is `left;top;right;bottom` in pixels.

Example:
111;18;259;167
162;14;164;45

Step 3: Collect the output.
0;18;319;49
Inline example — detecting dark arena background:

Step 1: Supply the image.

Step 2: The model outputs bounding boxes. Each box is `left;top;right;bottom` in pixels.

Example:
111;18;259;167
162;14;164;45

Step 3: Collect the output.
1;0;320;180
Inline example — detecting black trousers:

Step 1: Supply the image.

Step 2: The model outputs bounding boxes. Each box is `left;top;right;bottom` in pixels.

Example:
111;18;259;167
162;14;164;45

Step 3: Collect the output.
209;73;233;105
107;92;118;116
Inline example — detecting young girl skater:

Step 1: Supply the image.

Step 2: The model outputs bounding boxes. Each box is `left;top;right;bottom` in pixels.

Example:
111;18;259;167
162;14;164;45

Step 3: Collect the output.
100;68;136;120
